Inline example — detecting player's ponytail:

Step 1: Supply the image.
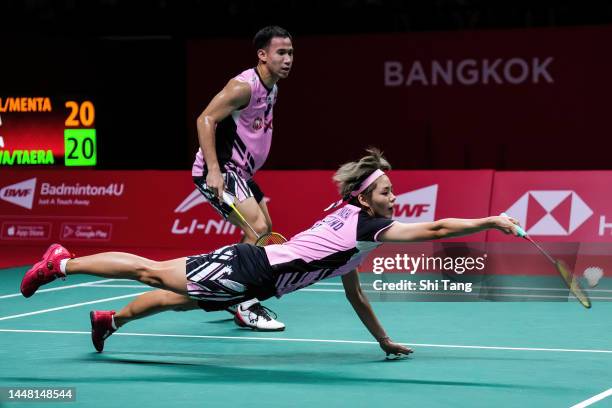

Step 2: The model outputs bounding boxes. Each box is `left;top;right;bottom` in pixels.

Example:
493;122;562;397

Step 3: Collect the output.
333;147;391;204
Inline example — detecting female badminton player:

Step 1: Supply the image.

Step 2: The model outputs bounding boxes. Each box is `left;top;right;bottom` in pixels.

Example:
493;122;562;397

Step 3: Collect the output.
20;148;521;357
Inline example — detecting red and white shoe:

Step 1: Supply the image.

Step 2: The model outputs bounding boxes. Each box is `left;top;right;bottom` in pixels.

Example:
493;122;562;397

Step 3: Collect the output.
90;310;116;352
20;244;74;298
234;302;285;331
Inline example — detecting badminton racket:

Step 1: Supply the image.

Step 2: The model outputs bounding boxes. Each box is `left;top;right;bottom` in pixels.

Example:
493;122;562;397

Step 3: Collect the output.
223;192;287;246
501;213;591;309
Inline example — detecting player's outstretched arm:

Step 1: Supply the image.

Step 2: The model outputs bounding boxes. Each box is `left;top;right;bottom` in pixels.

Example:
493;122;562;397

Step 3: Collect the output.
379;215;521;243
341;270;413;357
196;79;251;199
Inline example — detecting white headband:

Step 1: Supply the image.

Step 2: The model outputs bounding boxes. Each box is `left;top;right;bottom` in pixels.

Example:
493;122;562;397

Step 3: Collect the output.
324;169;386;211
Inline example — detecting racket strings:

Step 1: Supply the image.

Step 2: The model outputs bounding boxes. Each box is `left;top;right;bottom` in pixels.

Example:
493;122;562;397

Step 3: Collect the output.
255;232;288;247
555;260;591;308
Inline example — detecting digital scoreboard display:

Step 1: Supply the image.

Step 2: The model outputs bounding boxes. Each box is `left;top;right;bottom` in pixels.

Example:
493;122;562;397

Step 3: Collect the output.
0;97;96;167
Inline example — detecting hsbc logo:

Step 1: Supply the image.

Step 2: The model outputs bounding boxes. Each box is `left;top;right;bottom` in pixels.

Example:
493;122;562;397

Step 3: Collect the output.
393;184;437;223
0;178;36;209
505;190;593;236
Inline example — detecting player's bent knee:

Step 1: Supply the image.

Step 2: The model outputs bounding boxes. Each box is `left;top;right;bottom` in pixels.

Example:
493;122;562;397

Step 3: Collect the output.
253;219;269;236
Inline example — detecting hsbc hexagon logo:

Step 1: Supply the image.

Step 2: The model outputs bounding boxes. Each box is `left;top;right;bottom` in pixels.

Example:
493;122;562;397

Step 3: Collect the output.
393;184;438;223
505;190;593;236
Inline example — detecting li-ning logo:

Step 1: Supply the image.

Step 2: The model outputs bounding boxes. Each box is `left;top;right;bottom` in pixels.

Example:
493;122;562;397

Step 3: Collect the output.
174;189;271;214
174;189;207;213
172;189;238;235
393;184;438;223
0;178;37;209
505;190;593;236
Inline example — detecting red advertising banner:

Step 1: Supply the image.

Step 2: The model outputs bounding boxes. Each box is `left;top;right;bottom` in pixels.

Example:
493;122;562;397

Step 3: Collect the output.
3;169;610;279
0;169;493;252
489;171;612;243
0;170;236;252
187;27;612;170
488;171;612;278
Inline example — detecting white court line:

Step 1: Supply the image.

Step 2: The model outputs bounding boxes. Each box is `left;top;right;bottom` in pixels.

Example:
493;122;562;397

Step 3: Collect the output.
481;286;612;293
570;388;612;408
84;283;345;290
80;284;612;300
491;286;612;293
301;288;612;301
0;328;611;354
86;280;612;293
3;282;606;325
65;286;346;293
85;284;151;289
0;279;118;300
0;292;146;321
302;288;345;292
310;282;612;293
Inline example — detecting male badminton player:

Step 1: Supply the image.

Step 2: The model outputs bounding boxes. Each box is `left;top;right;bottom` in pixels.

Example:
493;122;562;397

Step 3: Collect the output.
188;25;293;330
130;26;294;331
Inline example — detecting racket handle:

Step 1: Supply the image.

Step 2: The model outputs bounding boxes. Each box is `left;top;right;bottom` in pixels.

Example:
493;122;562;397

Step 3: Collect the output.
500;212;527;237
222;191;234;206
223;191;260;238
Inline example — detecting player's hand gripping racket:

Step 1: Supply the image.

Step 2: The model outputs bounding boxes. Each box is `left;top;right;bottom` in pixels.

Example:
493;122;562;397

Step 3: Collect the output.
222;192;287;246
501;213;591;309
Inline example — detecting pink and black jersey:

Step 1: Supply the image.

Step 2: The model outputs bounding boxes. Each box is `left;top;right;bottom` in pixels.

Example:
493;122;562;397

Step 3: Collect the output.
231;205;396;299
192;68;278;179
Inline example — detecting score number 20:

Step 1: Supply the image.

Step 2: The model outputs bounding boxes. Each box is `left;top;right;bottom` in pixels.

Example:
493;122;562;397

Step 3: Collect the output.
64;100;96;166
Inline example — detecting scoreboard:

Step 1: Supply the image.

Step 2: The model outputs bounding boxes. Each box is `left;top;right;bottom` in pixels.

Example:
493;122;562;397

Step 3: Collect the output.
0;96;97;167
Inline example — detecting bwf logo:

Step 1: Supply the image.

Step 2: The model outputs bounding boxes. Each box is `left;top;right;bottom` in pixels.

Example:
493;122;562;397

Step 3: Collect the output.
393;184;438;223
505;190;593;236
0;178;37;209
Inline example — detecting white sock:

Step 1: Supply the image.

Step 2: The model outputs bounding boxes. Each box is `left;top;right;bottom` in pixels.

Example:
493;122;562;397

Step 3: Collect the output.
239;298;259;309
59;258;69;275
111;315;117;330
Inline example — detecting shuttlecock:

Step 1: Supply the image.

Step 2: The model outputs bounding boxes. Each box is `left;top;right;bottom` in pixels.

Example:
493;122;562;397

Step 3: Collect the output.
583;266;604;288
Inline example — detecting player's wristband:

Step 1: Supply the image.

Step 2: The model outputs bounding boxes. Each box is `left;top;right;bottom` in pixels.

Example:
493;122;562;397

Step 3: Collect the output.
377;336;390;343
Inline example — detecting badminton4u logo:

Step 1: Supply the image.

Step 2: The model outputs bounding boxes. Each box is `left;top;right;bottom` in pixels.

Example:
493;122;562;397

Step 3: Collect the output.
172;189;238;235
393;184;438;223
505;190;593;236
0;178;36;209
